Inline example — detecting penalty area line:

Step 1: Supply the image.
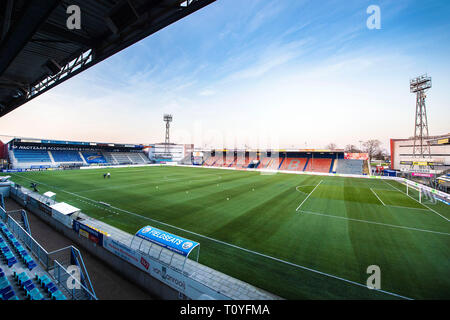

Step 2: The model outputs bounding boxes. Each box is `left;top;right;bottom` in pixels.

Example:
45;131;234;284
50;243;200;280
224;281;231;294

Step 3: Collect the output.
370;188;385;206
11;173;411;299
382;180;449;222
298;209;450;236
296;180;323;212
12;173;414;300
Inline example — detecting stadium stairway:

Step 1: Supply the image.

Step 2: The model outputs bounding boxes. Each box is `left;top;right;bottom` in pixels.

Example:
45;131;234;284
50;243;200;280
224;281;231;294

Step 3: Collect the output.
302;158;309;171
277;157;285;170
329;158;335;173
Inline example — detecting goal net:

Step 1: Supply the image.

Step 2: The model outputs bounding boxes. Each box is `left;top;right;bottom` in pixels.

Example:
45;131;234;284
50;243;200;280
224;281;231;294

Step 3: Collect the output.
403;182;438;205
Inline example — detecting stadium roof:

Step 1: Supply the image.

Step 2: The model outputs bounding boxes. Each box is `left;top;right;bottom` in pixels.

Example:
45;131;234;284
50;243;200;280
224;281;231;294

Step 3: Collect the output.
0;0;215;117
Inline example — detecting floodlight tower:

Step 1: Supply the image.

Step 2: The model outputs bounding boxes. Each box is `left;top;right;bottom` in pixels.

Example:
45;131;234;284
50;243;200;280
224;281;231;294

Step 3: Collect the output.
163;114;173;156
410;74;432;159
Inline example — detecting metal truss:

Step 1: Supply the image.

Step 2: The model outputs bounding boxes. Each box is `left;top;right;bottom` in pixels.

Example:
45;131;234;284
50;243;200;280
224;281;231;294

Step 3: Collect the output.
27;49;93;100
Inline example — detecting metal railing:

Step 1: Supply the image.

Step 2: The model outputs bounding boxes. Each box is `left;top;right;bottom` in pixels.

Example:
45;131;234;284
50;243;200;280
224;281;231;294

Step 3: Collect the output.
53;261;97;300
10;183;232;299
0;193;5;210
7;215;49;268
5;213;97;300
0;201;6;221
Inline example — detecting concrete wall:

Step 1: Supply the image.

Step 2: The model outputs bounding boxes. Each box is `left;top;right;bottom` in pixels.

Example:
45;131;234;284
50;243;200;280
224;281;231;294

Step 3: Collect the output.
10;192;181;300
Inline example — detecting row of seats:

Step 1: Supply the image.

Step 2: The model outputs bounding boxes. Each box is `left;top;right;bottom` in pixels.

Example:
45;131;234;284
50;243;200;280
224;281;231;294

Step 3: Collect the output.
0;234;17;267
304;158;332;173
335;159;364;174
0;221;37;270
0;268;19;300
202;156;337;173
102;152;150;165
35;273;67;300
279;158;307;171
51;150;83;162
0;223;67;300
12;148;150;166
12;270;44;300
13;149;51;163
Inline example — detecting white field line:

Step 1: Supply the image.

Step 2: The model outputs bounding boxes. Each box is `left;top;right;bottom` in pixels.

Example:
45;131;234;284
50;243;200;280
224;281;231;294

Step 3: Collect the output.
296;180;323;212
11;173;411;300
299;209;450;236
370;188;385;206
295;185;318;195
382;180;449;222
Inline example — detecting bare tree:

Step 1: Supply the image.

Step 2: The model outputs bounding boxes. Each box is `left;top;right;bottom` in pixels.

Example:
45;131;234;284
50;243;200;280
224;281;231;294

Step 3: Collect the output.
326;143;338;150
345;144;361;153
362;139;382;159
373;148;389;160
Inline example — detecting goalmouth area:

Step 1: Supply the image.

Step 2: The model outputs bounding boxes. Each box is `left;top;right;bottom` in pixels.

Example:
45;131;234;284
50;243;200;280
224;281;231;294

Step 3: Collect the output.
2;165;449;299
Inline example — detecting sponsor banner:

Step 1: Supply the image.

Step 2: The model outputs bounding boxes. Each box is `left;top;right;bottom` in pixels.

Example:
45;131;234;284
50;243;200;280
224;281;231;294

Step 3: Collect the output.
412;172;434;178
344;153;369;160
403;179;450;200
151;265;186;292
73;220;105;246
436;197;450;205
103;237;229;299
103;237;148;271
30;165;50;169
12;145;98;151
136;226;198;257
104;237;184;292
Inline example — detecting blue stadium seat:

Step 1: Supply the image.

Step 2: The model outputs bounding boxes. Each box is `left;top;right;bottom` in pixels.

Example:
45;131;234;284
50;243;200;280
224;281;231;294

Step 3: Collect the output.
13;149;51;163
27;287;44;300
336;159;364;175
51;150;83;162
51;290;67;300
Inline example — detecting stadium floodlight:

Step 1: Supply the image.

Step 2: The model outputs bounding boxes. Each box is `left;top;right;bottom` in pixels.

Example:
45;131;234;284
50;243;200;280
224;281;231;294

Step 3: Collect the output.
410;74;431;93
410;74;432;164
163;114;173;157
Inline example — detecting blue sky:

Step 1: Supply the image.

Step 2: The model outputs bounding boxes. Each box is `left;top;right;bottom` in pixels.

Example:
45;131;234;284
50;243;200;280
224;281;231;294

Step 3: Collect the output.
1;0;449;151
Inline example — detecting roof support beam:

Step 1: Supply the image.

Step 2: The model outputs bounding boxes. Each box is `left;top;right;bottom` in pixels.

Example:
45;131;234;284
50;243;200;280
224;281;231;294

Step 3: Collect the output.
1;0;14;42
0;0;61;77
38;23;94;48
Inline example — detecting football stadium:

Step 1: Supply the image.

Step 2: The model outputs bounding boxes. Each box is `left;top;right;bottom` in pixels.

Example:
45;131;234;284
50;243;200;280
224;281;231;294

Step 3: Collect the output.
0;0;449;304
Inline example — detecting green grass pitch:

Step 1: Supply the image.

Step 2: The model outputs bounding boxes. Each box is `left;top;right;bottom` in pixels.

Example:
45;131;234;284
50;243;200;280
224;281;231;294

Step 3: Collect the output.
3;166;449;299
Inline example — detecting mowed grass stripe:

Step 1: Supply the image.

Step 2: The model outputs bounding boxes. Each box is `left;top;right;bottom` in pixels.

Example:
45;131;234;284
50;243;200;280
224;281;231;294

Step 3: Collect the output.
4;167;450;299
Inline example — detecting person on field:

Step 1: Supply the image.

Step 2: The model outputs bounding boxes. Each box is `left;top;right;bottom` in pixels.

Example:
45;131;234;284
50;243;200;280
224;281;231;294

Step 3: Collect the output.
103;173;107;179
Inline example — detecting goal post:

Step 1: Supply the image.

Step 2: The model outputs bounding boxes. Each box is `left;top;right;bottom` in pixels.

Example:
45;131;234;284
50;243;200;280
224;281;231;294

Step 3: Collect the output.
405;183;422;203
